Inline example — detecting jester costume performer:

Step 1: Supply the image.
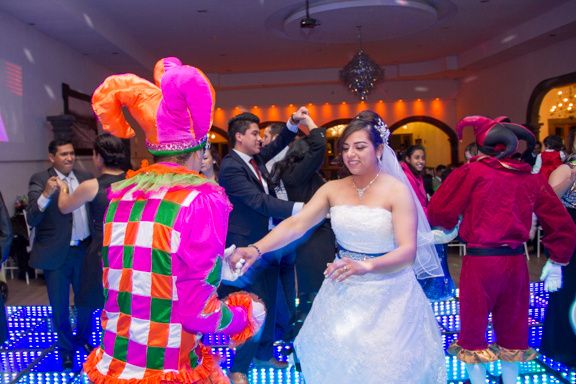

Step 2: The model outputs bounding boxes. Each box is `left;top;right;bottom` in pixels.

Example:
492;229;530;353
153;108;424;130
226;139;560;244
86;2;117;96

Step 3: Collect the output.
83;58;263;383
428;116;576;384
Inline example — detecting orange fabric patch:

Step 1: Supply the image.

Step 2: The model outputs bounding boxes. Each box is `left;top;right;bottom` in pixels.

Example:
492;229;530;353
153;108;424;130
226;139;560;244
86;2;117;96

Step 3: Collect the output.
124;222;139;246
102;268;109;289
202;295;220;316
103;222;113;246
116;313;131;338
152;223;172;252
148;321;169;347
151;274;173;299
106;357;127;376
119;269;133;292
164;189;192;205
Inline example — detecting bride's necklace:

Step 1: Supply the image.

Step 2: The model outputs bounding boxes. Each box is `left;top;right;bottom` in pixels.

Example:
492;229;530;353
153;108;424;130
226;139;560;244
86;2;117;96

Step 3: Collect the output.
352;171;380;199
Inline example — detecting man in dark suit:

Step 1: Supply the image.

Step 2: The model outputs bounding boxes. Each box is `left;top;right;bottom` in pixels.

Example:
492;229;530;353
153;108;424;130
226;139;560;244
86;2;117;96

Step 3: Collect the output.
26;139;92;370
219;110;304;384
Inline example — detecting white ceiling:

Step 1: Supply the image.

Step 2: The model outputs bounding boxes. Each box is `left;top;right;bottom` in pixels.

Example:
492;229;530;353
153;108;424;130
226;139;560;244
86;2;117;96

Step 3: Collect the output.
1;0;575;81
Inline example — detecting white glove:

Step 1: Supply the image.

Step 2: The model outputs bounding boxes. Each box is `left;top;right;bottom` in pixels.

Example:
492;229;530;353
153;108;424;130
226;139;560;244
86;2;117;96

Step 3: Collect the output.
540;259;563;292
251;300;266;332
528;213;538;240
432;226;459;244
221;245;245;282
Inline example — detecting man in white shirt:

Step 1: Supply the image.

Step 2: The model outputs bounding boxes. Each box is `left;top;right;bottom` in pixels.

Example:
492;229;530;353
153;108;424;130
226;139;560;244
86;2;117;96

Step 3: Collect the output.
26;139;92;370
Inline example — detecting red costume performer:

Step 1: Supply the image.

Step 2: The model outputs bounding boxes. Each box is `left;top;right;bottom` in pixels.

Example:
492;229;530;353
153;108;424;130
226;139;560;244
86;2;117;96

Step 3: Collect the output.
428;116;576;383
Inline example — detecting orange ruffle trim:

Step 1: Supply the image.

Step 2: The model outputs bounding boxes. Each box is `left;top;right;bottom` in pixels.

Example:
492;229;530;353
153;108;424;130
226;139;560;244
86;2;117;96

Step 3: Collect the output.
83;345;228;384
448;341;538;363
126;161;204;180
225;292;262;347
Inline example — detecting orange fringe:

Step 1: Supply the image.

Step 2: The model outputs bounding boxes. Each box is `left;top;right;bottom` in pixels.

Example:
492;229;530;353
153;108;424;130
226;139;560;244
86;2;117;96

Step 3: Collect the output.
448;341;538;363
83;345;228;384
126;162;204;180
225;292;262;347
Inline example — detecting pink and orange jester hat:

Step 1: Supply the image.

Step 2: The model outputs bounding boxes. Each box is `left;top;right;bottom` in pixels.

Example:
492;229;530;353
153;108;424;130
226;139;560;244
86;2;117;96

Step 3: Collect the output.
92;57;215;156
456;115;535;159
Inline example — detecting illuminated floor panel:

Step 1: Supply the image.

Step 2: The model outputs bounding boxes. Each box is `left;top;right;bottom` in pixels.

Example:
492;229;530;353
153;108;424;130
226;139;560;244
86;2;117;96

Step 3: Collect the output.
0;282;574;383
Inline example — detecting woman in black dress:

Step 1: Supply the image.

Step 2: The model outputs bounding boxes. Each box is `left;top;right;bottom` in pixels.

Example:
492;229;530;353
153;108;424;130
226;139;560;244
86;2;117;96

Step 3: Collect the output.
57;134;126;326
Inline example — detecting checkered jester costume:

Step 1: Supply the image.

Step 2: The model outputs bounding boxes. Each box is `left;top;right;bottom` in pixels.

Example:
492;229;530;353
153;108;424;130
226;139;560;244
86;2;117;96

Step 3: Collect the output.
84;59;261;383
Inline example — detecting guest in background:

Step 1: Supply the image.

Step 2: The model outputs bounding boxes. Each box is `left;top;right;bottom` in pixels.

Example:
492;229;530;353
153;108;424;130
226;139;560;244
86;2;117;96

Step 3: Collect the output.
533;134;565;179
10;195;34;280
0;191;12;344
540;154;576;367
218;109;305;383
26;139;93;370
270;113;336;336
521;141;542;167
56;133;126;327
464;142;479;162
200;144;221;181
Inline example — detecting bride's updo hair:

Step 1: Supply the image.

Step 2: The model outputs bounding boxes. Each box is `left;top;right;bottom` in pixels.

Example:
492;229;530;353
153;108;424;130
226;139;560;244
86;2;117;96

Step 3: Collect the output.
338;110;386;154
94;133;127;167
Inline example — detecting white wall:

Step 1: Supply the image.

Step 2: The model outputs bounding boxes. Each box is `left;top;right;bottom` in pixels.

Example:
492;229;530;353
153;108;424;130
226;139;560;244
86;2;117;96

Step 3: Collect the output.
0;11;111;214
456;35;576;154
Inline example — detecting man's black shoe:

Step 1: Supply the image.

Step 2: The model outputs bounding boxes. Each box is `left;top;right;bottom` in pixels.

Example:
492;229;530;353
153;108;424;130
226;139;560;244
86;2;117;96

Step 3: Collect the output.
62;351;74;371
81;342;95;354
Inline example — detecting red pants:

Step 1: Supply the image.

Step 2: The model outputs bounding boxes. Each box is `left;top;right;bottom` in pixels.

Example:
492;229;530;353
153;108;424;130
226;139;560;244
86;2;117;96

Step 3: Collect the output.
458;255;529;351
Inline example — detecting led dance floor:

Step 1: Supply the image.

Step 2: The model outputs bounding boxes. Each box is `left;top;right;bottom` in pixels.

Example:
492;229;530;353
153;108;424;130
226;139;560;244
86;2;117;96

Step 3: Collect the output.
0;282;574;383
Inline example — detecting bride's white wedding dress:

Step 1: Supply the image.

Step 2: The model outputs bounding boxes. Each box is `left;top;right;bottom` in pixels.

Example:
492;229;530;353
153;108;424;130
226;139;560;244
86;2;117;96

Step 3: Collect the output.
294;205;446;384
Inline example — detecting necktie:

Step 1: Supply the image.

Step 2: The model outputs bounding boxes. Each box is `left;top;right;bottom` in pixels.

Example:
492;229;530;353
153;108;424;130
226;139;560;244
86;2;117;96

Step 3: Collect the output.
67;176;88;242
249;158;263;184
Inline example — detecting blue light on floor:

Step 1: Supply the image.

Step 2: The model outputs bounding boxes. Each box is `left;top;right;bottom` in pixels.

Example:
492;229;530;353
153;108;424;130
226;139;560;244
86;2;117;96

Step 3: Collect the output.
0;283;574;383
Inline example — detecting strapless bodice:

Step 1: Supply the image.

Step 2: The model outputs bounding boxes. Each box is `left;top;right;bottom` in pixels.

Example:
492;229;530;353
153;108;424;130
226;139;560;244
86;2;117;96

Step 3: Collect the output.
330;205;396;255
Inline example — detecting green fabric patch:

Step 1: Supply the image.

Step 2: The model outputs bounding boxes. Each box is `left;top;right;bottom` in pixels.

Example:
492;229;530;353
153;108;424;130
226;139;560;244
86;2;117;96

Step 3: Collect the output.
122;246;134;269
218;304;233;331
117;292;132;315
129;200;146;222
113;335;129;362
150;297;172;323
101;246;109;268
155;200;180;227
146;346;166;370
206;257;222;287
188;348;199;368
151;249;171;276
105;200;119;223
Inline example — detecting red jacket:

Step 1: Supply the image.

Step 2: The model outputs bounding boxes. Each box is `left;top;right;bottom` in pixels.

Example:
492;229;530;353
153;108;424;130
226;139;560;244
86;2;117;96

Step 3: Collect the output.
428;156;575;264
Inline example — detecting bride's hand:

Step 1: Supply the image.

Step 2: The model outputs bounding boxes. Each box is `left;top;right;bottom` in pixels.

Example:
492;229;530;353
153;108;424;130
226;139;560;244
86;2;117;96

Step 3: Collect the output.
324;259;372;282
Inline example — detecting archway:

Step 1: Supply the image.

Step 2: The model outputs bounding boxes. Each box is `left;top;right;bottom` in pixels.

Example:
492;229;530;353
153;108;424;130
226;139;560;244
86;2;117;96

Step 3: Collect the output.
527;71;576;144
389;116;458;165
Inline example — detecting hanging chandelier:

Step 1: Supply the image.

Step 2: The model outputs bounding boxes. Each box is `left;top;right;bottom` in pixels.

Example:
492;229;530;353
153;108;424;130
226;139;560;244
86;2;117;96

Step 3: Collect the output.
549;85;575;117
339;26;383;101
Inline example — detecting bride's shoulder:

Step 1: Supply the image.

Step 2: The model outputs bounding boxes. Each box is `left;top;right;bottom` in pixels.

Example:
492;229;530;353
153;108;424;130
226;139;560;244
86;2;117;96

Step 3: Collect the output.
379;174;410;192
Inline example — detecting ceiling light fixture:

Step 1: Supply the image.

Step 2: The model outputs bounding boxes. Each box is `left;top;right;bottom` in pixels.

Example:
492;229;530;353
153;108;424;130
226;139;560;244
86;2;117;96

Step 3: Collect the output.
300;0;320;29
339;26;383;101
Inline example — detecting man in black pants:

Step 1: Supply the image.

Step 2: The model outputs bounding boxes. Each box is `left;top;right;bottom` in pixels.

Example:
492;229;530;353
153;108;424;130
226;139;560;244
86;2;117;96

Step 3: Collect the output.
26;139;92;370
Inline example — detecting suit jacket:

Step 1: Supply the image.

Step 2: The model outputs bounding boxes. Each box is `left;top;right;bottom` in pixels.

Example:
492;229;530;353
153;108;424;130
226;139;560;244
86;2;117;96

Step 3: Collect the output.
282;127;327;203
26;167;92;270
219;127;296;246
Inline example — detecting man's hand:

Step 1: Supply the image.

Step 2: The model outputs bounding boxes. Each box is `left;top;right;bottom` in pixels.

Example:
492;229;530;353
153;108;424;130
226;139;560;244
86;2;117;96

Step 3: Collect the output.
42;177;60;198
230;246;261;274
540;259;563;292
290;106;309;125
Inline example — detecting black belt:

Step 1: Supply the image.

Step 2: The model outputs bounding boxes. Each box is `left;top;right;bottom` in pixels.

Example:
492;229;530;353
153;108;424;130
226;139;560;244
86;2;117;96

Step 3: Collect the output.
70;236;91;247
466;245;524;256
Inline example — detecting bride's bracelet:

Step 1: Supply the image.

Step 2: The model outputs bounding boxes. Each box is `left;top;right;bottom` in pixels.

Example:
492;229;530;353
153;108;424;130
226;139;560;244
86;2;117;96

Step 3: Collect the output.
248;244;262;257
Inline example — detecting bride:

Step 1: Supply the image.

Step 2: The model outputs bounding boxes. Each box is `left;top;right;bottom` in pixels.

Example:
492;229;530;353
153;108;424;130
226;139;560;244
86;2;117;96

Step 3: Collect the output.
232;111;446;383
